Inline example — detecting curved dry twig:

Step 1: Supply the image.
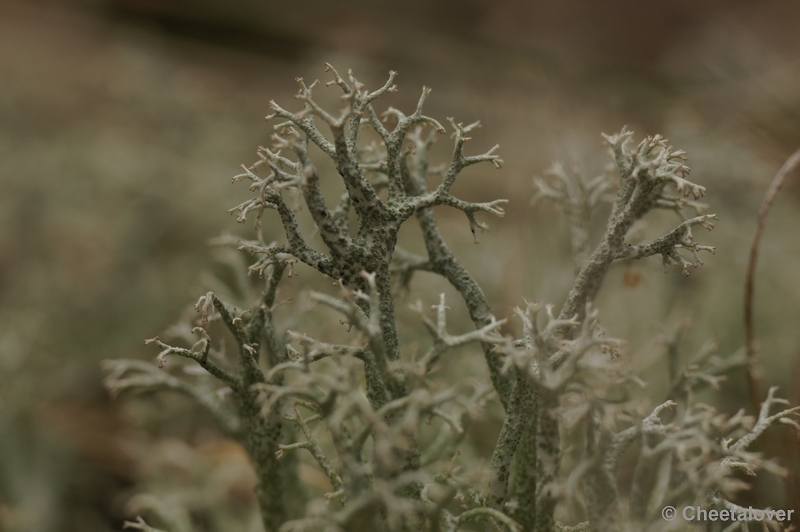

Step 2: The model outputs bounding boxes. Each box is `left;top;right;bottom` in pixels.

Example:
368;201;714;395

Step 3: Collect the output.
744;148;800;415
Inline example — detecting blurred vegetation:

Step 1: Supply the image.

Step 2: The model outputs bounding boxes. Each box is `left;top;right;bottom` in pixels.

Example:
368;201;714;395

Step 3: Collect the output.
1;0;799;530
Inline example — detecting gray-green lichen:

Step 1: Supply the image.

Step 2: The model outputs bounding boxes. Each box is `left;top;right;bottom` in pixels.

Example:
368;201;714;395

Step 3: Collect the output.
103;67;800;532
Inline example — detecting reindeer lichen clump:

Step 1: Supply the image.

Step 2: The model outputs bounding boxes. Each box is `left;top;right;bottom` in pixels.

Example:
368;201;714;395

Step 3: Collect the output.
105;66;799;532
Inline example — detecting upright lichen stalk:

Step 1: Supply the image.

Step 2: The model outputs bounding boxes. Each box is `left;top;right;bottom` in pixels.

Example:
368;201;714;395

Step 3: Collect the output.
236;65;507;404
106;65;511;532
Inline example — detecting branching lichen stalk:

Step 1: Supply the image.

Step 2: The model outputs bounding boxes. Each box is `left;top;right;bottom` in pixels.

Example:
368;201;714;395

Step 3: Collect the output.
103;70;799;532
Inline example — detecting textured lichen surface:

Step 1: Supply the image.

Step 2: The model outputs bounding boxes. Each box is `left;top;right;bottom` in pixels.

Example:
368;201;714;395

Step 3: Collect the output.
104;66;799;532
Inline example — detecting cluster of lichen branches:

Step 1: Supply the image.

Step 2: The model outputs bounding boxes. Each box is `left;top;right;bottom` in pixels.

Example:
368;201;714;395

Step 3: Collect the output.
105;66;799;532
107;64;510;532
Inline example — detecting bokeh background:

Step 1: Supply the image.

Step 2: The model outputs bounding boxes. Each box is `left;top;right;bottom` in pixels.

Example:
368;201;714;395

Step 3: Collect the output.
2;0;800;530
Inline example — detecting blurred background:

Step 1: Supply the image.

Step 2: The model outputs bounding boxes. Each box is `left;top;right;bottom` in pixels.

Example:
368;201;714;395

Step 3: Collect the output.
1;0;800;530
